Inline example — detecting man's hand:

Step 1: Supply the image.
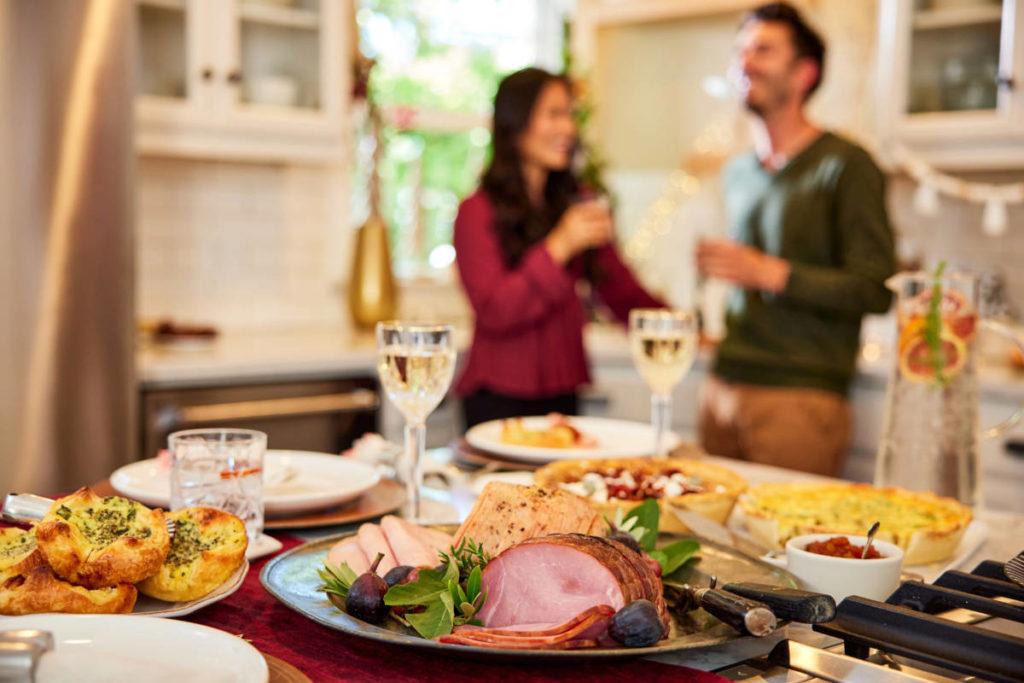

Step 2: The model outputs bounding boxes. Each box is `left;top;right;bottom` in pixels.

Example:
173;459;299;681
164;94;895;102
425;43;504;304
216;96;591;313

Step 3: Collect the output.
696;238;791;293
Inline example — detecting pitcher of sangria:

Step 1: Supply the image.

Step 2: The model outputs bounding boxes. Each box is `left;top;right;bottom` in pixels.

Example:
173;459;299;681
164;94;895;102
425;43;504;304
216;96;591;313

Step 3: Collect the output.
875;266;1024;507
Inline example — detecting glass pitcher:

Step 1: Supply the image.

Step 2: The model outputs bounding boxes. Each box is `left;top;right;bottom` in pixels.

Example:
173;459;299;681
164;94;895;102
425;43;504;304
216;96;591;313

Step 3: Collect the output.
875;269;1024;507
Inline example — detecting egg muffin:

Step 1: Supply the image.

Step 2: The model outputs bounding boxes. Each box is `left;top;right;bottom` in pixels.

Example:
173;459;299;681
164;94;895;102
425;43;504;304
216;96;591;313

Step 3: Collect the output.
0;528;45;584
0;565;136;615
137;506;248;602
35;488;170;588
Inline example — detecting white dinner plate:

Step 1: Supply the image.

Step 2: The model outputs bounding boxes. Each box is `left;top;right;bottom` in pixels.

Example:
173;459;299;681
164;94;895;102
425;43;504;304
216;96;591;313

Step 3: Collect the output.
0;614;267;683
465;416;682;463
111;450;380;517
133;560;248;618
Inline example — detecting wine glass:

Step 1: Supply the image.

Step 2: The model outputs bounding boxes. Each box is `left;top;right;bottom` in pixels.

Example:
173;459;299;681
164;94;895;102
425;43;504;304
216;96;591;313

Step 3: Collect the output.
628;309;698;457
376;322;456;521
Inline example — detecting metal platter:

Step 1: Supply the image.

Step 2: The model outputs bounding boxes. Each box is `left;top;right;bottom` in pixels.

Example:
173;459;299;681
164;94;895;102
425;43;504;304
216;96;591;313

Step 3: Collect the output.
260;527;797;660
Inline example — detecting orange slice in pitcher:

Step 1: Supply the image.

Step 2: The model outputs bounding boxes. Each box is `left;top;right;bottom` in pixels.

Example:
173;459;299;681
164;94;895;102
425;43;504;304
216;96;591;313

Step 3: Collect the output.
899;332;967;383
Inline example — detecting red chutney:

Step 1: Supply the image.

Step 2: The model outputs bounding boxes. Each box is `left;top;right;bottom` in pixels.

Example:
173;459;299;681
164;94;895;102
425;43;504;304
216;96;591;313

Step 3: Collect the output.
804;536;882;559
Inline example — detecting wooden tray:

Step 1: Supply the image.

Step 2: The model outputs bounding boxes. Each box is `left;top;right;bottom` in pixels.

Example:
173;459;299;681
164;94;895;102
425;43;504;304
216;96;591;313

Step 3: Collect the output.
91;478;405;530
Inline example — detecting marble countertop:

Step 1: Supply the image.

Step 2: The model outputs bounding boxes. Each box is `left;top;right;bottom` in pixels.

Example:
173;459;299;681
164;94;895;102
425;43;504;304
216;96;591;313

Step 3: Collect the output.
138;323;1024;399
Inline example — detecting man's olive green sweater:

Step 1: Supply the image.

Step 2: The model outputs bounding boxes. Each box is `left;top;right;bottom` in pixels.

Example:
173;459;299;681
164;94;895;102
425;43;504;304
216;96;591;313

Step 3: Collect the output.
714;132;897;395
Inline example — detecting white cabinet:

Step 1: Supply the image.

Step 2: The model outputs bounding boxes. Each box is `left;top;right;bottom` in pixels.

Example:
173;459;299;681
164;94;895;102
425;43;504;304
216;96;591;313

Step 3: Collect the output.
134;0;350;163
877;0;1024;169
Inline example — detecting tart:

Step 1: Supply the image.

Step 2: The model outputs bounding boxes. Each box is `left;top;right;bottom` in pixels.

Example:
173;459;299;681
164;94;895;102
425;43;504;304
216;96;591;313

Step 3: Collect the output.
137;506;248;602
738;482;973;565
0;528;45;583
35;487;171;588
0;565;136;615
535;457;747;533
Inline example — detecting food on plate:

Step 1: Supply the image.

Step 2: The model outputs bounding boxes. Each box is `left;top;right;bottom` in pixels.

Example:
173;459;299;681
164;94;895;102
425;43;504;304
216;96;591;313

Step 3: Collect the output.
318;485;706;650
739;482;972;565
475;533;668;631
453;482;609;556
0;566;137;615
35;487;171;588
325;516;454;577
345;554;390;624
499;414;597;449
137;506;248;602
0;528;45;583
804;536;882;560
536;457;746;534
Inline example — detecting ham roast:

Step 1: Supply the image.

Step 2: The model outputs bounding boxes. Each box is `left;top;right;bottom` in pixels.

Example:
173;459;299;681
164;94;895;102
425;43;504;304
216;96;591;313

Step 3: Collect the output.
476;534;668;632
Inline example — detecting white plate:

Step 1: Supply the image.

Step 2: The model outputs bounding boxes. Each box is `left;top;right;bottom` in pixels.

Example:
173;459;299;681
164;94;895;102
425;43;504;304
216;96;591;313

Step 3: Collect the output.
0;614;267;683
133;560;249;618
111;450;380;516
464;416;681;463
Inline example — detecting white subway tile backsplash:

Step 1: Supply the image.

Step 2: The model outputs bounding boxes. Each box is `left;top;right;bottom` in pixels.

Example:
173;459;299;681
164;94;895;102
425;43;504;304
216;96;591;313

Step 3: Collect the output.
136;157;352;330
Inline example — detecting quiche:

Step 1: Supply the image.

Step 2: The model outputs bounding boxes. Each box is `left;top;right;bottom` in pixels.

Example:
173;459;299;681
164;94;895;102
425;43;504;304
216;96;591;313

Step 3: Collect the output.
535;457;747;534
0;566;137;615
35;488;171;588
137;506;248;602
0;528;44;583
738;482;973;565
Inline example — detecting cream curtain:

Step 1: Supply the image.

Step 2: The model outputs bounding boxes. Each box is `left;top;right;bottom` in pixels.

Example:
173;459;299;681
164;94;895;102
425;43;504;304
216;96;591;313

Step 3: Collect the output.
0;0;135;495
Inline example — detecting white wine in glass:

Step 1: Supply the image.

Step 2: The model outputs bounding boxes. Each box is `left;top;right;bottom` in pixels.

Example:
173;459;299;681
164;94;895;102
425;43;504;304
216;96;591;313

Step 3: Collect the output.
376;322;456;521
629;309;698;457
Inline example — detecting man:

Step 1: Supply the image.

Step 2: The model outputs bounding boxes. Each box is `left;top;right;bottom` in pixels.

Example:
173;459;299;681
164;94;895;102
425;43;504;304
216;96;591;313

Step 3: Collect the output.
696;2;896;476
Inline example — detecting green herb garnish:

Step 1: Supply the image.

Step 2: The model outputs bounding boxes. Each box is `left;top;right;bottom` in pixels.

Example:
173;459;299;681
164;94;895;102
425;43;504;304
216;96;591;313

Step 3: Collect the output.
55;505;71;520
613;499;701;575
924;261;947;386
443;537;491;579
318;561;358;601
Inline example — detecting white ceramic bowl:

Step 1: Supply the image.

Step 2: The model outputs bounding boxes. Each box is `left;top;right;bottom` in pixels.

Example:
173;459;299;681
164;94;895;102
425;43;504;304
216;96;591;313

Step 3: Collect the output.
783;533;904;603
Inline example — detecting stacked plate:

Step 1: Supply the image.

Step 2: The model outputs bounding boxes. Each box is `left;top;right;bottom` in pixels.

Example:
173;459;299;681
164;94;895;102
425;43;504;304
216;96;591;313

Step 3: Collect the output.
461;416;684;467
110;450;403;530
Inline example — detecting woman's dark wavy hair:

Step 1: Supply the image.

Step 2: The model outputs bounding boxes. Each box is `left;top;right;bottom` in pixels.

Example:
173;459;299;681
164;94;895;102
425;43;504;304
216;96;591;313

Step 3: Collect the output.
481;67;579;267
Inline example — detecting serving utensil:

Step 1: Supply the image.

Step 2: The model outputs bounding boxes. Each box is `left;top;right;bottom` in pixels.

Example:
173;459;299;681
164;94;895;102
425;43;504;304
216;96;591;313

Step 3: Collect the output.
862;521;881;559
720;582;836;624
1004;550;1024;588
667;576;777;637
2;493;176;538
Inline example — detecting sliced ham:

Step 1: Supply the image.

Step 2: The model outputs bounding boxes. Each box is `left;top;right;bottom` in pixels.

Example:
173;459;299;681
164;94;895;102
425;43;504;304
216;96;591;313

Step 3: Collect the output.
476;534;668;631
357;523;397;576
326;537;369;575
404;520;453;557
380;516;437;568
437;605;615;649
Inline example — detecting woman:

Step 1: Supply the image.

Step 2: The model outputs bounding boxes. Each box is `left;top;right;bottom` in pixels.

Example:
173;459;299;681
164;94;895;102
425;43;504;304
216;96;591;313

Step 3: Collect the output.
455;67;663;428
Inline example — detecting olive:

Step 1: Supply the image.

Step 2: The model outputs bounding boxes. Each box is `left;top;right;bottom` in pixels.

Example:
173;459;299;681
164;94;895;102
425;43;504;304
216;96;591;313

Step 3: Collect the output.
383;565;417;588
609;600;665;647
345;553;389;624
609;530;643;554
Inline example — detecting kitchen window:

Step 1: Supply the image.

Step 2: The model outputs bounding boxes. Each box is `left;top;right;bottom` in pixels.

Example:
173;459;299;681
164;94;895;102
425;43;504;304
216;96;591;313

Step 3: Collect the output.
352;0;568;278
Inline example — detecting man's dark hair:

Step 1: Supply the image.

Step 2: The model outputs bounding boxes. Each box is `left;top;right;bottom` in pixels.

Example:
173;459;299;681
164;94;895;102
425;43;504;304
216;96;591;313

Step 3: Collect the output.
745;2;826;98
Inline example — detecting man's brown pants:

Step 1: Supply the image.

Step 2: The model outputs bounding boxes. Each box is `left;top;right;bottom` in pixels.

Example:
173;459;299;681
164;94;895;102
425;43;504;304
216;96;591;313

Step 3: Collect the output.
697;375;851;477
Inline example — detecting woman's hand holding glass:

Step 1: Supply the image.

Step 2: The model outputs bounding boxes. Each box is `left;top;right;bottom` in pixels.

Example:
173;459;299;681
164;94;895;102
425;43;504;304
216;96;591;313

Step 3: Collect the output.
545;200;612;264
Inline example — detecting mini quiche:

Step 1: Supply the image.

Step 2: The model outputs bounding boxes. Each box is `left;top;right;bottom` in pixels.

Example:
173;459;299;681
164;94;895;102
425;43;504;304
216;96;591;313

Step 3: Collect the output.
35;487;170;589
738;482;973;565
500;415;597;449
535;457;747;533
0;528;45;583
0;566;136;615
137;506;248;602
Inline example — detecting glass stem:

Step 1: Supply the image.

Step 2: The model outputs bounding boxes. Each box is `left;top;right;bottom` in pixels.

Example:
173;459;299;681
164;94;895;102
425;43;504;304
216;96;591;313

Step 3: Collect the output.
403;421;426;521
651;393;672;458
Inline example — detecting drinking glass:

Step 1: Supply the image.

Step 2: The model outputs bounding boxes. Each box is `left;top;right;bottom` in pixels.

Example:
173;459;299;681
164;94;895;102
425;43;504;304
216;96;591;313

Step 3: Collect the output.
169;428;267;545
376;322;456;521
629;309;698;457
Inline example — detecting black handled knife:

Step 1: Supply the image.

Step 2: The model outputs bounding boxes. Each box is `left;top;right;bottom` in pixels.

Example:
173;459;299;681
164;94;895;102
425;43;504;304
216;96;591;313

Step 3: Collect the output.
722;582;837;624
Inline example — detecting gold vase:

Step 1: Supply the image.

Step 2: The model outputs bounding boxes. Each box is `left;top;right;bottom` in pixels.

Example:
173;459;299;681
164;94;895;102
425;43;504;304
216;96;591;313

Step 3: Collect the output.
348;211;397;329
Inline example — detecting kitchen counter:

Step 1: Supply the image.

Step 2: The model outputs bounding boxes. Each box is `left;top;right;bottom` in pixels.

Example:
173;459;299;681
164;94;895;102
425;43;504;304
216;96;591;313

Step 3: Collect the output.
139;323;1024;400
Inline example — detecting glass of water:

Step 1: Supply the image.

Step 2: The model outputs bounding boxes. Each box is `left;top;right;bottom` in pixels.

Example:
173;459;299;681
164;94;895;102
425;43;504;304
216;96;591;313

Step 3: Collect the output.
168;428;267;545
376;322;456;521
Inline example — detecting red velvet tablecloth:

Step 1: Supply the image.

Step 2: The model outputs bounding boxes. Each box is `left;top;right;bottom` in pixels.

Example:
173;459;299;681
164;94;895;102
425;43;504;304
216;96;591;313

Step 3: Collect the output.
187;534;730;682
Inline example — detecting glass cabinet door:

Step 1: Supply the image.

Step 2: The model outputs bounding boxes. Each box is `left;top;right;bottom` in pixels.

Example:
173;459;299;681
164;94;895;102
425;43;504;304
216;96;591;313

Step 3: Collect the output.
231;0;326;114
905;0;1011;116
136;0;192;102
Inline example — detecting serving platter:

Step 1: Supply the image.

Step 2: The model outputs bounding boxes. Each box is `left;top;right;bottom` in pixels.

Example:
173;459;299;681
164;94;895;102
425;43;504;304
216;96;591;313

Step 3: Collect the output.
133;560;249;618
260;526;798;659
465;416;682;464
